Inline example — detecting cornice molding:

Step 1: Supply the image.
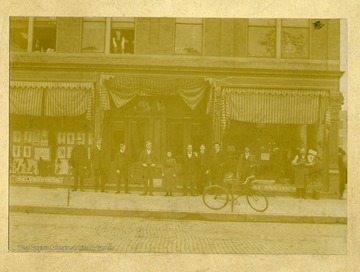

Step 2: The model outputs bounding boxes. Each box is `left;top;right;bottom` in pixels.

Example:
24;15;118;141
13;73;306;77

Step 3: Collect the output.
10;53;344;80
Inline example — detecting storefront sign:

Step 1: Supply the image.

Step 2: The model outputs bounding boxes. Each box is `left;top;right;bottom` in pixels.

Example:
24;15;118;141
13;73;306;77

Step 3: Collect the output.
260;153;270;160
253;184;295;192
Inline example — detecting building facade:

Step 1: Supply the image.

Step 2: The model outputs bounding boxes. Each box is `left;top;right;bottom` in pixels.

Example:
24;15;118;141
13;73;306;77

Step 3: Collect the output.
9;17;344;196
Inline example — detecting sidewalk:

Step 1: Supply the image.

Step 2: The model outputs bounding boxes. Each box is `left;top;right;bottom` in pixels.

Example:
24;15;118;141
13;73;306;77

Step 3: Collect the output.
9;185;347;224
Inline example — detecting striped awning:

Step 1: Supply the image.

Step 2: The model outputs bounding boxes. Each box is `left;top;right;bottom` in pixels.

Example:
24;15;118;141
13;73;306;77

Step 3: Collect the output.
10;81;95;118
44;88;93;117
222;88;329;125
10;88;43;116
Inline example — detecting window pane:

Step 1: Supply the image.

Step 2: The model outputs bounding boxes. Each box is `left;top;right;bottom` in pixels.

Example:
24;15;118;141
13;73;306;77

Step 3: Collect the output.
282;19;309;27
33;18;57;52
281;28;309;58
10;18;28;52
248;27;276;57
175;24;202;55
82;21;105;52
176;18;202;24
248;19;276;26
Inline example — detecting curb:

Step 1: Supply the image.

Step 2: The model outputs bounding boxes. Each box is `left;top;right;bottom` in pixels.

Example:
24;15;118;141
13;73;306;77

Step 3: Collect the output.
10;205;347;225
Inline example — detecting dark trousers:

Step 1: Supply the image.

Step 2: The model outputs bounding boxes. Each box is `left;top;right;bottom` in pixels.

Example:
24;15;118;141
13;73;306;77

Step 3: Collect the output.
143;167;154;193
197;170;209;194
93;168;107;191
183;173;195;194
116;168;129;192
211;167;224;186
73;175;84;190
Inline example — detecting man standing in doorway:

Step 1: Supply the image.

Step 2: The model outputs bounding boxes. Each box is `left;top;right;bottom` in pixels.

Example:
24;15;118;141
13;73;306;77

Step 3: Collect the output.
237;147;257;182
70;137;88;192
115;143;130;194
139;141;157;196
210;142;226;186
183;144;198;196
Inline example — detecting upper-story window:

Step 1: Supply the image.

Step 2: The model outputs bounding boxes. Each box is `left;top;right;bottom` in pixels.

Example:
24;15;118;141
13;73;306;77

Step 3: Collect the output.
82;17;106;53
247;19;276;58
111;17;135;54
175;18;203;56
247;19;310;59
10;17;29;52
281;19;309;59
33;17;57;52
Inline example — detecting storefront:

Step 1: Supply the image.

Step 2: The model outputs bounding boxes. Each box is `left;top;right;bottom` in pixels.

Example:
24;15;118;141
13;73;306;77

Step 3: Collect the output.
10;81;95;178
98;74;211;186
212;86;331;188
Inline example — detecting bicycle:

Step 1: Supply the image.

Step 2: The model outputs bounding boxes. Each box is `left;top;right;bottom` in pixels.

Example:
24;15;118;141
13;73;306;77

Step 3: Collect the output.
202;175;269;212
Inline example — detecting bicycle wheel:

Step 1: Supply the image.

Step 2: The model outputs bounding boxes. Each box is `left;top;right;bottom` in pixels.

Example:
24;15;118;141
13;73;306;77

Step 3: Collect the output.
246;189;268;212
202;185;229;210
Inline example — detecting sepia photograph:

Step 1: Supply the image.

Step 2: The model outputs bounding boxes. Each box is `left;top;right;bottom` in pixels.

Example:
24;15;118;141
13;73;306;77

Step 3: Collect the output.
8;16;348;256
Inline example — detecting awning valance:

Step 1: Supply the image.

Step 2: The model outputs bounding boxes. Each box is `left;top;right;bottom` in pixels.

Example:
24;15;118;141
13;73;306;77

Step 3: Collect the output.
10;81;95;118
222;88;329;126
10;81;94;90
103;75;208;110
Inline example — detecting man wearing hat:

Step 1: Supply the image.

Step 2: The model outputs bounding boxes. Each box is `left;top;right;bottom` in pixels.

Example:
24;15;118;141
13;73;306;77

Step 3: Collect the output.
139;141;157;196
70;136;88;192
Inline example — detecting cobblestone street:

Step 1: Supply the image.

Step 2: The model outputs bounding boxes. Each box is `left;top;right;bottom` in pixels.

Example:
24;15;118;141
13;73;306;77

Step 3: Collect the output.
9;212;346;254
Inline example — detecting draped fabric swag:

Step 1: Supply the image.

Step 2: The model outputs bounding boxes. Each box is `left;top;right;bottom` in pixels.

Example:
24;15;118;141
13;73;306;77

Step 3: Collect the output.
10;81;95;118
103;76;208;110
221;88;329;132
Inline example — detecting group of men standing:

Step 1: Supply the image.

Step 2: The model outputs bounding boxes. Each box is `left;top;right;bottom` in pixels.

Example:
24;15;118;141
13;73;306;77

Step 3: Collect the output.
69;136;258;195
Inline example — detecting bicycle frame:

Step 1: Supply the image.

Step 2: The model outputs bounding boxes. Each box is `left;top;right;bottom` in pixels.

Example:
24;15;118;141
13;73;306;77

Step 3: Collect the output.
224;176;255;212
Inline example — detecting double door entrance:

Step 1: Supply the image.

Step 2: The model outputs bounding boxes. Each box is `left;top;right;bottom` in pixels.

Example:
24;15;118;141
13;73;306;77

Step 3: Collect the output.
108;116;210;183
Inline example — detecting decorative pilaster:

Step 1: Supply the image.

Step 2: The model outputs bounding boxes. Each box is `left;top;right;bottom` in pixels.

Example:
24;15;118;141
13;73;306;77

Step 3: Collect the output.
94;73;113;143
326;91;344;195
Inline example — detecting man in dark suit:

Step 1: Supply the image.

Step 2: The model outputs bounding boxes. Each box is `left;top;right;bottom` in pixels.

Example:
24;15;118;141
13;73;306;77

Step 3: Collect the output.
210;142;226;186
70;137;88;192
237;147;257;182
182;144;198;196
139;141;157;196
90;139;108;192
197;144;210;194
115;143;130;194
